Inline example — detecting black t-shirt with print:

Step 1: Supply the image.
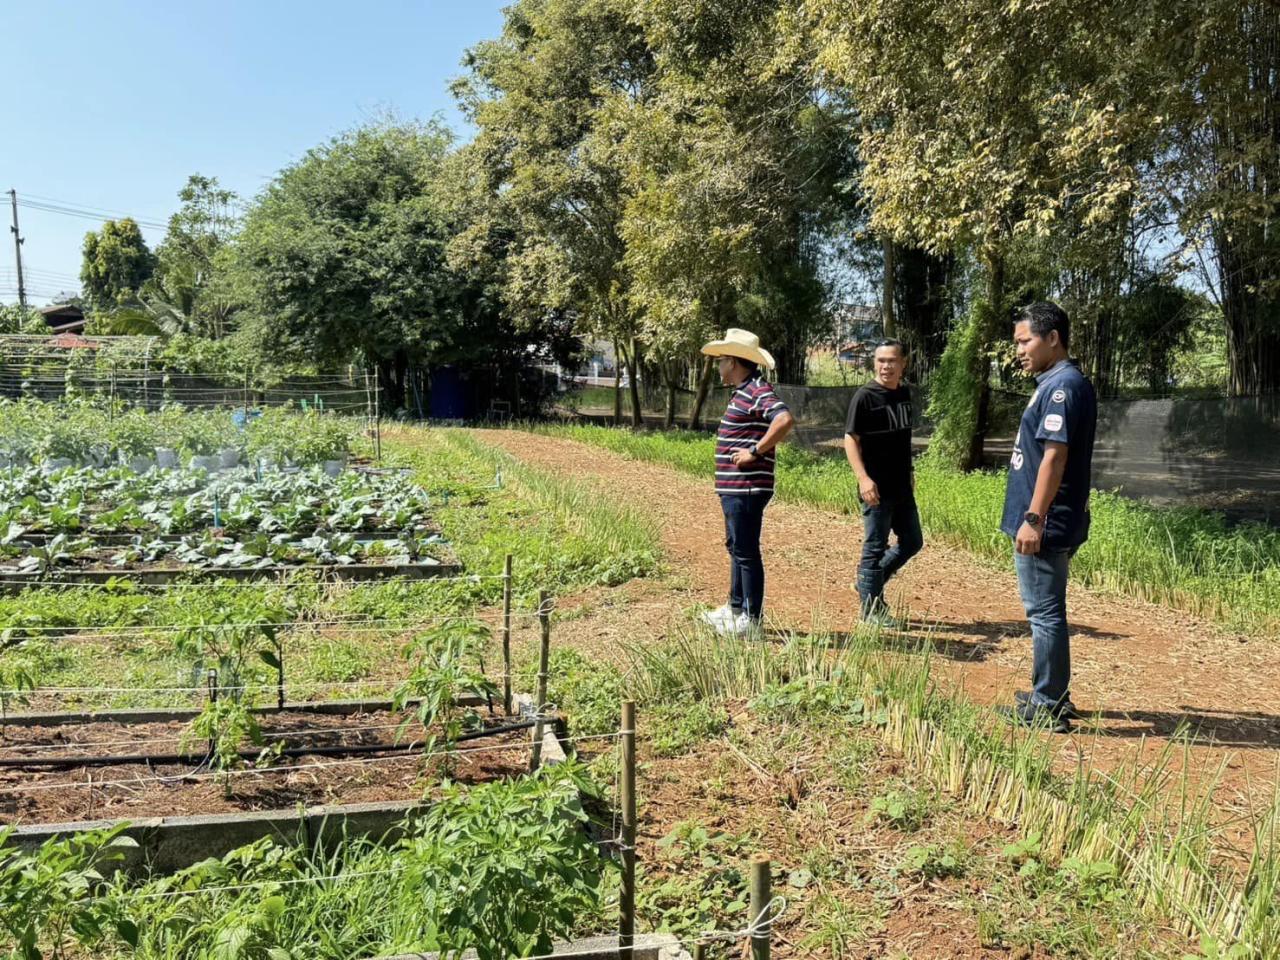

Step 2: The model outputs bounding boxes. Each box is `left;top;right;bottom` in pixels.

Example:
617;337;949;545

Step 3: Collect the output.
845;381;915;496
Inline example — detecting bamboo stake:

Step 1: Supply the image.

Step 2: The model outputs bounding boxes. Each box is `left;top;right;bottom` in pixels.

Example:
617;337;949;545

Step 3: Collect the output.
373;371;382;464
530;590;551;771
750;856;772;960
620;699;637;960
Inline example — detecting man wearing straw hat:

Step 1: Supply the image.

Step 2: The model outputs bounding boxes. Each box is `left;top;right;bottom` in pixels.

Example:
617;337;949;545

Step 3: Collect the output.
698;329;795;636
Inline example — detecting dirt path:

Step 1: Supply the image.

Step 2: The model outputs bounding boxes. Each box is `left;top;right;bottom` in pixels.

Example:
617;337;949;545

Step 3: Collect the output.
476;428;1280;804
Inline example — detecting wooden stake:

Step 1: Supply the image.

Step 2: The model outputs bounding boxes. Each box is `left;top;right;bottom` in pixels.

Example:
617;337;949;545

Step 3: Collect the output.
749;856;772;960
501;554;513;716
620;699;637;960
530;589;551;771
373;372;382;464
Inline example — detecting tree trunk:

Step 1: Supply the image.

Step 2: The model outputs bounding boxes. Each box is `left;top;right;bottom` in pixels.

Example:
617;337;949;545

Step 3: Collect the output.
619;337;643;428
612;339;622;424
881;236;897;338
1220;238;1280;395
964;254;1007;471
688;356;715;430
627;338;643;428
1092;304;1117;398
663;364;677;429
376;350;410;414
896;246;954;376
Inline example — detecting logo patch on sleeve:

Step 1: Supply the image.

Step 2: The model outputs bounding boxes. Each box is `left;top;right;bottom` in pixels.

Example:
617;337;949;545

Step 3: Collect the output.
1043;414;1064;432
1051;389;1066;403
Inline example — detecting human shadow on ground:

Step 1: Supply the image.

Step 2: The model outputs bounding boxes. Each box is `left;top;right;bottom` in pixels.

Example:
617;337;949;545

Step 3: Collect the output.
874;618;1131;664
1070;706;1280;750
768;623;1009;662
939;618;1129;643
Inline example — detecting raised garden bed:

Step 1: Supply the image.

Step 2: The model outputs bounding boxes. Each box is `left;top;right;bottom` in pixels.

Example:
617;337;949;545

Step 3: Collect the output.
0;692;572;874
0;465;439;541
0;706;536;825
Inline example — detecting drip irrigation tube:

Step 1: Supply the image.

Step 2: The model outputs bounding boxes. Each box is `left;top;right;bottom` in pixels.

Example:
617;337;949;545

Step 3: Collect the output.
0;718;541;771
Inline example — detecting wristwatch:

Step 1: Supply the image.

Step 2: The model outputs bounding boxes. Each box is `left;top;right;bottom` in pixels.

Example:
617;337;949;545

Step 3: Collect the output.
749;444;761;458
1023;511;1043;528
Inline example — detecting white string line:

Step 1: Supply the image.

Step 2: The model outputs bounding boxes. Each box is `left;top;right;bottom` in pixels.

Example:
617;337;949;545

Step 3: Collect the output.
0;730;622;795
691;896;789;946
2;721;422;752
0;573;505;590
5;670;545;697
0;611;545;634
2;709;561;753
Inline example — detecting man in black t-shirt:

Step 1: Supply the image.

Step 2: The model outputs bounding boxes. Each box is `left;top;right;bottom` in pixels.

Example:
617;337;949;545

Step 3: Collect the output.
844;339;923;623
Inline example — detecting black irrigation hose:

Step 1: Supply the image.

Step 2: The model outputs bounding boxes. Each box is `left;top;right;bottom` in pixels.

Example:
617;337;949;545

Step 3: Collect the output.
0;718;541;771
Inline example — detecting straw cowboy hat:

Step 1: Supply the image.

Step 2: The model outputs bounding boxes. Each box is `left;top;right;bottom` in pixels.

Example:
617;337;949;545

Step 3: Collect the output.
700;328;776;371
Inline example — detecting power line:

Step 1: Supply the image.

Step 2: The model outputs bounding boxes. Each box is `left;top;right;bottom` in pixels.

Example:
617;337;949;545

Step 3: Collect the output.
22;190;247;216
16;199;170;231
19;192;174;221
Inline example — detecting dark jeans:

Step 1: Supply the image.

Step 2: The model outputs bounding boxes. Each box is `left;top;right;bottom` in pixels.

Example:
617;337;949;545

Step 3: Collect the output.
1014;547;1073;710
720;493;772;620
857;492;924;614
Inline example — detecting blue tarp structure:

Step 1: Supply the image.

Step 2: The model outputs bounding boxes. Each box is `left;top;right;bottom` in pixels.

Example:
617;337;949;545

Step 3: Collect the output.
429;366;468;420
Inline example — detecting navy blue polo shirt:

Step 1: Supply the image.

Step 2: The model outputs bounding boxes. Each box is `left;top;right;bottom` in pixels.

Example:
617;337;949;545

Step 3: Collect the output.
1000;360;1098;550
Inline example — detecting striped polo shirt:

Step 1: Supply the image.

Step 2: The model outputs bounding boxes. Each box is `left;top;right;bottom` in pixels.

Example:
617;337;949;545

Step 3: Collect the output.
715;376;789;495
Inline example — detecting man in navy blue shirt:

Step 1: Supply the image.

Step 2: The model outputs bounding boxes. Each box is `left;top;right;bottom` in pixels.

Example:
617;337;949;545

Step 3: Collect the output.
998;302;1097;734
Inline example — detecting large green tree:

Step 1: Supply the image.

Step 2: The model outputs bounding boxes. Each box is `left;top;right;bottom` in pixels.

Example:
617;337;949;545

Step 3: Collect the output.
152;174;240;339
809;0;1159;466
1154;0;1280;396
455;0;657;424
228;120;459;408
618;0;854;412
80;218;156;312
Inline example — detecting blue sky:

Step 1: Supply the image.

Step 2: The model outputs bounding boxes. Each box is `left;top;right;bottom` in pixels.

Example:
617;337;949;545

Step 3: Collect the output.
2;0;507;305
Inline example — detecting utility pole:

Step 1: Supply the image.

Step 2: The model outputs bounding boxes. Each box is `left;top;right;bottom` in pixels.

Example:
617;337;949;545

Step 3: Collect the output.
8;190;26;308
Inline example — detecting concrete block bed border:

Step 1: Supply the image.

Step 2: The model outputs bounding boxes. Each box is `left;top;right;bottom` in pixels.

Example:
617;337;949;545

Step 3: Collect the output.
6;692;568;874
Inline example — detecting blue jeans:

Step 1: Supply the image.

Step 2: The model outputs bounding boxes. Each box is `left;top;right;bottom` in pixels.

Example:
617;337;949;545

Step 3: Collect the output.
721;493;772;620
1014;547;1072;710
857;493;924;614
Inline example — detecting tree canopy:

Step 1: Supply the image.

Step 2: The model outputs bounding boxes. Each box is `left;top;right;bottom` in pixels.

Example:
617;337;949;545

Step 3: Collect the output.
80;218;155;312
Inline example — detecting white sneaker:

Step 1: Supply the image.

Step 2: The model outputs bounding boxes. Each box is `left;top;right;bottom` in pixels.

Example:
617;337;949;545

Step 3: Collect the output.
716;612;763;639
701;604;735;628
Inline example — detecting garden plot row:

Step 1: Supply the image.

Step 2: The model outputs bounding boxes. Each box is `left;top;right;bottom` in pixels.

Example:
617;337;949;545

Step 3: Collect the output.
0;400;357;473
0;593;566;872
0;466;458;586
